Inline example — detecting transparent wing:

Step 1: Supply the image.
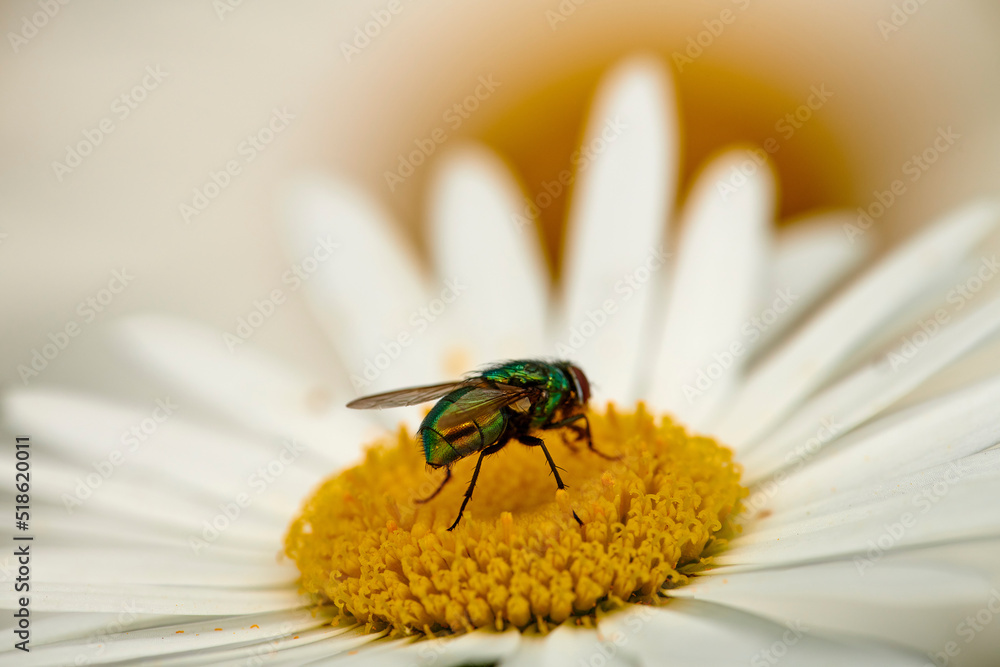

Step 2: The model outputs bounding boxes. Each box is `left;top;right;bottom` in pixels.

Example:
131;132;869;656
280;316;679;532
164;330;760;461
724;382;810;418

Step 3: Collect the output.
346;382;465;409
435;383;536;430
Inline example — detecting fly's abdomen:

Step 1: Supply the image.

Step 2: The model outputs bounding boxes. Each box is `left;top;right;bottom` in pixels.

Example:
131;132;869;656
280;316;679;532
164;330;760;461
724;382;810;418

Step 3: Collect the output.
418;388;507;466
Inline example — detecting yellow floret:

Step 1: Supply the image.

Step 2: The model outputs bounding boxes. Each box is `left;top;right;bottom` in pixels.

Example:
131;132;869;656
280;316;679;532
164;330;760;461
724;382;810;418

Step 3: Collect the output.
285;403;745;636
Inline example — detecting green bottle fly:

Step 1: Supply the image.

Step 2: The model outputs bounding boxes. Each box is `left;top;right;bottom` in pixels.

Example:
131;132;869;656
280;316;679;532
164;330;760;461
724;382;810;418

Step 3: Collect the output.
347;360;616;530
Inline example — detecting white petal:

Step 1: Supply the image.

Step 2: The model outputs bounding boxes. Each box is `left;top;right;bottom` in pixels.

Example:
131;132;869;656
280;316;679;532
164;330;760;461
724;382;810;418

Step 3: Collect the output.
648;148;772;428
30;546;297;587
3;390;329;523
2;583;308;615
3;610;191;649
758;210;873;350
742;293;1000;479
556;56;675;402
6;608;338;665
279;175;444;410
10;504;273;558
531;625;631;667
391;630;522;667
751;448;1000;533
428;144;549;365
300;637;413;666
722;452;1000;568
498;636;547;667
116;315;379;456
750;375;1000;517
26;460;280;552
674;560;992;656
717;199;1000;448
148;626;376;667
598;601;926;665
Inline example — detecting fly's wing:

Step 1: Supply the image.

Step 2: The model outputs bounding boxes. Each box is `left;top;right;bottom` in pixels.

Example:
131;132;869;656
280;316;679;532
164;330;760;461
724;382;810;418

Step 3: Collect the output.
434;383;537;429
346;382;465;409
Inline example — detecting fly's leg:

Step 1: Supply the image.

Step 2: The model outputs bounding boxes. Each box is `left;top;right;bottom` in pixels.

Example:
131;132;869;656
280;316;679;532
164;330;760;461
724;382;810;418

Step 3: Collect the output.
447;441;506;532
415;466;451;504
544;413;620;460
519;434;568;489
520;434;584;526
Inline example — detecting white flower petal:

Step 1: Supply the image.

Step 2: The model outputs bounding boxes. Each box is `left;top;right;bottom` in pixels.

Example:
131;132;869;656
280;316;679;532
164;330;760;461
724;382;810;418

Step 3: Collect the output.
26;491;277;555
279;174;443;412
758;211;873;350
30;547;297;587
528;625;631;667
428;144;549;365
648;148;772;428
742;293;1000;479
116;315;378;457
390;630;522;667
722;451;1000;568
717;199;1000;448
598;601;926;665
29;461;279;552
750;448;1000;535
556;56;675;401
760;375;1000;516
3;583;308;615
5;608;338;666
14;506;272;558
2;610;191;650
674;560;991;656
497;635;553;667
147;626;375;667
301;637;413;666
3;390;328;525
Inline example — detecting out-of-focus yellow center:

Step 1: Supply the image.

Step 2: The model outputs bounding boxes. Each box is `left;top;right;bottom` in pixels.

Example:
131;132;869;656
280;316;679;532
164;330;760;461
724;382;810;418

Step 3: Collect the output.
285;404;745;636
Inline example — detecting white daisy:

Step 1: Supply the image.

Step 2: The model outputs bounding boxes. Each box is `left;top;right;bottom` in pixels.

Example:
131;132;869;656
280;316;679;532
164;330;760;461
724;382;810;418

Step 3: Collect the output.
5;55;1000;666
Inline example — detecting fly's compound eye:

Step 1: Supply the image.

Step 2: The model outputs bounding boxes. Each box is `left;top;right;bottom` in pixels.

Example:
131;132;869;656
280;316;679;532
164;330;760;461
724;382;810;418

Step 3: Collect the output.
568;365;591;404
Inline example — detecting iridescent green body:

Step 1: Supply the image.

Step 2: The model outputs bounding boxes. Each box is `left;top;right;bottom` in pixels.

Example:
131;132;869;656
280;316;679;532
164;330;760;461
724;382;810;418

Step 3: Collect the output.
347;358;603;531
418;360;583;467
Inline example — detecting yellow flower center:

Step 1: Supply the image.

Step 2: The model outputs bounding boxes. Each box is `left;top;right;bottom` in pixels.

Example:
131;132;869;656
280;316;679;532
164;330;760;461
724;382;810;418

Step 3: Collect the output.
284;404;745;636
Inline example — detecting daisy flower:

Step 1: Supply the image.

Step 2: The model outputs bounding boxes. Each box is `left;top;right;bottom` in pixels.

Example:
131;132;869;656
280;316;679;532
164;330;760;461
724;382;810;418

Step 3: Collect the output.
5;56;1000;666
